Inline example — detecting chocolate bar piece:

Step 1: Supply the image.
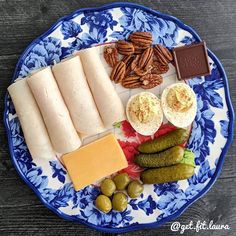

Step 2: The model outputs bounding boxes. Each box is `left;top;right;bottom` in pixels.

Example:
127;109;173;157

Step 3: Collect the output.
173;42;211;80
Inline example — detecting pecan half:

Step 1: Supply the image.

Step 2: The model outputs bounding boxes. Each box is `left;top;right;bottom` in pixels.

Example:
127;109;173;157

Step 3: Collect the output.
116;40;134;55
103;46;118;67
134;65;153;76
138;47;153;69
152;61;169;74
122;55;132;64
131;54;141;71
129;32;152;48
122;55;135;76
110;61;126;83
133;44;146;54
140;74;163;89
153;44;173;65
122;76;141;88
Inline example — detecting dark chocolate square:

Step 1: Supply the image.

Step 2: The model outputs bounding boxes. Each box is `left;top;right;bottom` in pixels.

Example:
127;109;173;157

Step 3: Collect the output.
173;42;211;80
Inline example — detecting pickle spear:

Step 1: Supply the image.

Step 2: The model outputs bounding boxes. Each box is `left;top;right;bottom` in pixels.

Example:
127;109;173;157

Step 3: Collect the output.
141;163;194;184
138;128;189;153
135;146;184;168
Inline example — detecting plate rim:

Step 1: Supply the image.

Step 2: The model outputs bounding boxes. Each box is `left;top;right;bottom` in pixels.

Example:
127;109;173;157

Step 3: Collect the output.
3;2;235;233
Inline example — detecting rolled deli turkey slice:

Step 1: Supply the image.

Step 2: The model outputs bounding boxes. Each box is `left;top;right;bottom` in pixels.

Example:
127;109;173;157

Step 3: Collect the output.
52;56;105;135
8;79;55;159
78;47;126;128
27;67;81;154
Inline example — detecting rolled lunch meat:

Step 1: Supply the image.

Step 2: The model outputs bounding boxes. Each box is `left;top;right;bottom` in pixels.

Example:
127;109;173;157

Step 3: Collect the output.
78;47;126;128
52;56;105;136
8;79;55;159
27;67;81;154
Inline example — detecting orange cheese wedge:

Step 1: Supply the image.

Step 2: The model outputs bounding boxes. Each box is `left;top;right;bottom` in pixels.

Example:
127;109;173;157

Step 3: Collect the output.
62;133;128;191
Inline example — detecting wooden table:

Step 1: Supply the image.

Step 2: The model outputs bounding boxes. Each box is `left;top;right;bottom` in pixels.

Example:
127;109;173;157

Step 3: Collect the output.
0;1;235;235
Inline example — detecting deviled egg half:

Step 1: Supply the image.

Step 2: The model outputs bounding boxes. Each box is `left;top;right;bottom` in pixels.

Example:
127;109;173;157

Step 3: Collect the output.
126;92;163;136
161;83;197;128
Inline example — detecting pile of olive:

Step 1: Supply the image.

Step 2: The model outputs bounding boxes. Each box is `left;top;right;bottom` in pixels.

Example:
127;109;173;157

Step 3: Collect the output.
95;173;144;213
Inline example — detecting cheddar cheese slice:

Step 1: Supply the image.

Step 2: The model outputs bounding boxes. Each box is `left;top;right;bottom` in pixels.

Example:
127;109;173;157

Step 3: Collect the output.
62;134;128;191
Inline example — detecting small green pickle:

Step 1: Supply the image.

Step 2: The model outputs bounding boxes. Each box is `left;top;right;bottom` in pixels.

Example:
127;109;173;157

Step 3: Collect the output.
138;128;189;153
141;163;194;184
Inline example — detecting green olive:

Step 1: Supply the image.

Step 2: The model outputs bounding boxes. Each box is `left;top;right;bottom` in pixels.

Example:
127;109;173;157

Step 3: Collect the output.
127;180;144;198
113;173;130;190
100;178;116;197
112;192;128;212
95;195;112;213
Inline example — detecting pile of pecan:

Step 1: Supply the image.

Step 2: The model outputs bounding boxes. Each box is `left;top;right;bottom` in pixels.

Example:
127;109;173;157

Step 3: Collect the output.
104;32;173;89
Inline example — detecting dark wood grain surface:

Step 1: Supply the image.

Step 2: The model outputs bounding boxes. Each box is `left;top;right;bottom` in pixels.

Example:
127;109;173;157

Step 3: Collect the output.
0;0;235;235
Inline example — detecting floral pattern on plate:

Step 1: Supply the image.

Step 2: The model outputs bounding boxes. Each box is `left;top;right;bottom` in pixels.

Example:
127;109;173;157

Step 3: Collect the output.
4;3;233;233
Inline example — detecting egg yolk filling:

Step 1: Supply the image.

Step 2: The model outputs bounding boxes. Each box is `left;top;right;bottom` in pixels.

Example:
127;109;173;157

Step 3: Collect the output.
167;85;193;112
129;94;158;124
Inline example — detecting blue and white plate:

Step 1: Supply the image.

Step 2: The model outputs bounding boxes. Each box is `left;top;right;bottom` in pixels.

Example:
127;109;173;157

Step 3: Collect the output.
4;2;234;233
